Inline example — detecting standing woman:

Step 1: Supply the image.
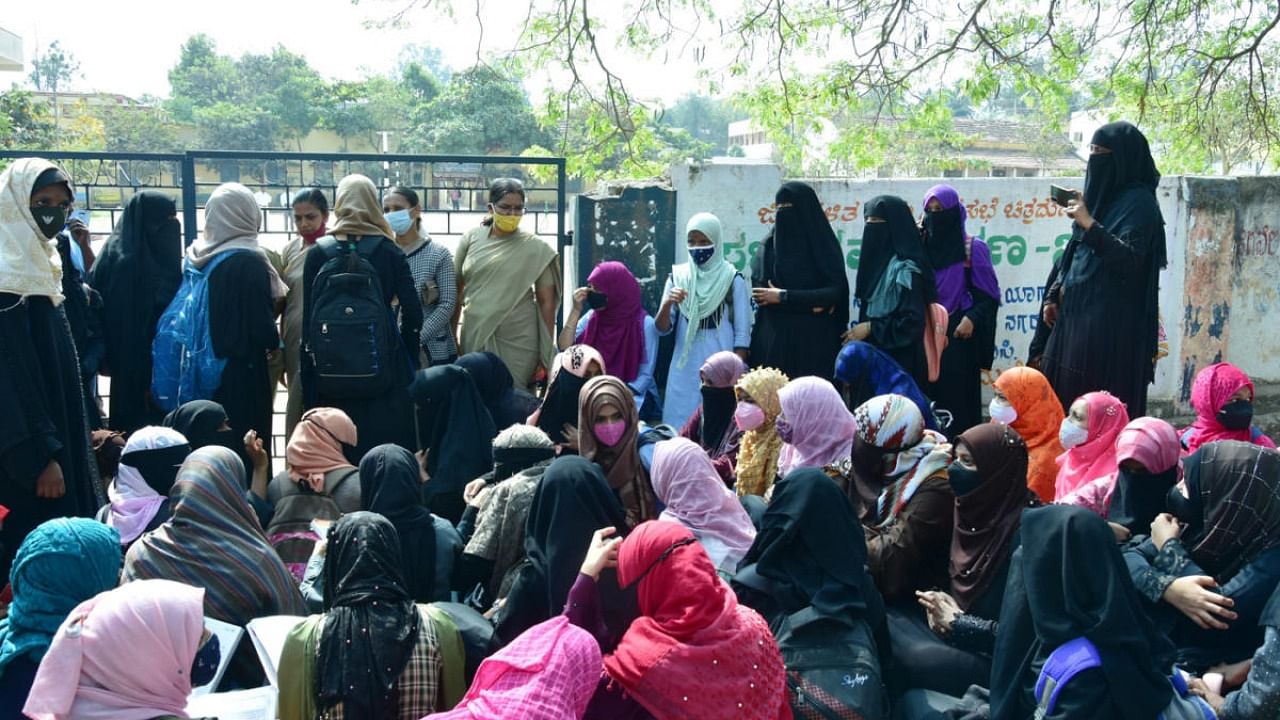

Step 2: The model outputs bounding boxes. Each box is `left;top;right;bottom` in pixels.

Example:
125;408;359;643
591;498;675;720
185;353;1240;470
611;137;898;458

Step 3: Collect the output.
383;186;458;367
657;212;751;429
919;185;1000;437
302;175;422;458
750;181;849;382
455;178;561;392
193;184;281;464
846;195;935;390
0;158;102;581
88;191;183;434
1040;121;1166;416
279;188;329;438
561;261;659;415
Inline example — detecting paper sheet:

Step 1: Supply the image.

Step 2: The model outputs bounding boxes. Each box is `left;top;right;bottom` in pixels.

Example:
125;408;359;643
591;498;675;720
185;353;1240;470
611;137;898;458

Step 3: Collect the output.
246;615;305;687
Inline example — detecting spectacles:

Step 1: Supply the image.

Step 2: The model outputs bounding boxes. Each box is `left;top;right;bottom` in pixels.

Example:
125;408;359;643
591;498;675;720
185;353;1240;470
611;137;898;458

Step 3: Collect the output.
493;202;524;215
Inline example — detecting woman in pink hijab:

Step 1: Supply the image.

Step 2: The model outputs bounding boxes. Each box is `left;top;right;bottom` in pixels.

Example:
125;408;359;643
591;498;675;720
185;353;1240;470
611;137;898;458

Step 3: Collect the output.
24;579;207;720
1053;391;1130;501
650;437;757;575
775;376;858;479
423;616;601;720
1182;362;1275;453
1059;416;1180;523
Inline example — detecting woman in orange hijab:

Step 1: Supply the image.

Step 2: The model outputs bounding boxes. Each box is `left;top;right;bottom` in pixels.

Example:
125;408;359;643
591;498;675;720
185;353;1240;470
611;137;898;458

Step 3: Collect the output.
991;366;1065;502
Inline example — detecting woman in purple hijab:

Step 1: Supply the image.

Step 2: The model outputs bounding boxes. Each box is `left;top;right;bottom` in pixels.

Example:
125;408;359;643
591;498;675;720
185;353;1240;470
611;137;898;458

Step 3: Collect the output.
920;185;1001;438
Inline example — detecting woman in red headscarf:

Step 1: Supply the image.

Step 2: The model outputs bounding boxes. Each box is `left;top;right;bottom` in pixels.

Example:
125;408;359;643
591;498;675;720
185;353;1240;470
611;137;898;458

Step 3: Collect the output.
1182;362;1275;453
566;521;791;720
560;261;659;416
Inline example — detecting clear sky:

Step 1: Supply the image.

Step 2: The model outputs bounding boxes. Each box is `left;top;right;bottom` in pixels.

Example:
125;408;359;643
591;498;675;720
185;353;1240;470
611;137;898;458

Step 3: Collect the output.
0;0;714;103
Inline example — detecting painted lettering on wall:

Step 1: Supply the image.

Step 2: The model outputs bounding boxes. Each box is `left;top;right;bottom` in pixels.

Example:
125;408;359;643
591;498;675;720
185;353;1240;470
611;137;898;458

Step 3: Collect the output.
1243;225;1280;256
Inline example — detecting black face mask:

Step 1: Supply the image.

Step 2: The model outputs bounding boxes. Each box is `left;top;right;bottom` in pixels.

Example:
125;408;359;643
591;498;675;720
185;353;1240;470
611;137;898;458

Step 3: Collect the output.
190;634;222;688
922;206;966;268
30;206;67;239
1216;399;1254;430
947;462;984;497
585;290;609;311
120;444;192;496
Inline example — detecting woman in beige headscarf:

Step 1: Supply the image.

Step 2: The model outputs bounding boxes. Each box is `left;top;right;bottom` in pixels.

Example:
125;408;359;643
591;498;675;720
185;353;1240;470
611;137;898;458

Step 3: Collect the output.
454;178;560;391
193;183;282;471
300;174;423;459
0;158;103;580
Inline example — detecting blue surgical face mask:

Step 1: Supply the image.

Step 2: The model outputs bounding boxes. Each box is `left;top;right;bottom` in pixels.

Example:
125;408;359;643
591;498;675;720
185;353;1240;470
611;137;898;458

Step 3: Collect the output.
385;209;414;236
688;246;715;266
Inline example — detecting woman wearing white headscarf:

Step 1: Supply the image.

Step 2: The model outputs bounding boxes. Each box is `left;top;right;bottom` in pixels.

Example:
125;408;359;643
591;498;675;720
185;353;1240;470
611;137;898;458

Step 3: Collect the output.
96;426;190;548
657;212;751;429
0;157;103;582
195;183;281;468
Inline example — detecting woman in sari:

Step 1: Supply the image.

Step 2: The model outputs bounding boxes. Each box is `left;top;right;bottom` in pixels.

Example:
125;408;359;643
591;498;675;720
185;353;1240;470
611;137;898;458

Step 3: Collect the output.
455;178;561;392
991;366;1065;502
88;191;183;434
280;188;330;437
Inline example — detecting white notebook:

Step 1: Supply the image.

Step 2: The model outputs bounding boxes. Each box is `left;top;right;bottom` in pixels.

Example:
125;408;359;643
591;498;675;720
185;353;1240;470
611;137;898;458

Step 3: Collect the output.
185;686;277;720
191;616;243;697
246;615;305;687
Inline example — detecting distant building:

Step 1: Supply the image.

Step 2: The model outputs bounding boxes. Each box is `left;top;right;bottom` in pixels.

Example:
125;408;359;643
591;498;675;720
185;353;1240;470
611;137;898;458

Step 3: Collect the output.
725;116;1083;178
0;27;20;72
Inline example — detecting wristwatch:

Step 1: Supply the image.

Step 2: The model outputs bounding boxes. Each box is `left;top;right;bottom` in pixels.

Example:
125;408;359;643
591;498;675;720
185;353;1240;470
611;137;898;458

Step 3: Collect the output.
779;289;788;303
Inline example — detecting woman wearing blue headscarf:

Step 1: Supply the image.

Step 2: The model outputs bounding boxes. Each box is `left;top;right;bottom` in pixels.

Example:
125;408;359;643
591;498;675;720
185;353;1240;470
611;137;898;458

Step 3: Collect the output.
835;340;939;431
0;518;121;716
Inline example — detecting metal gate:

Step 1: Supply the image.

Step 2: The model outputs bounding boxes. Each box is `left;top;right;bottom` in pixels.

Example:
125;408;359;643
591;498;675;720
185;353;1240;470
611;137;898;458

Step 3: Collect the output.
0;149;569;457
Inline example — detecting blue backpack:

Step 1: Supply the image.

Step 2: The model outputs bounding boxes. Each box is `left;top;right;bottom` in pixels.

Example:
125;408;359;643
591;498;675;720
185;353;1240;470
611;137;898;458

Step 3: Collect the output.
151;251;244;412
1035;637;1217;719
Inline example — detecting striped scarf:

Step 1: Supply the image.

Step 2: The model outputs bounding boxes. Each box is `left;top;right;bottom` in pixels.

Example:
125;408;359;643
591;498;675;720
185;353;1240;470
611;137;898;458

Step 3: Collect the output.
123;446;305;624
853;394;952;527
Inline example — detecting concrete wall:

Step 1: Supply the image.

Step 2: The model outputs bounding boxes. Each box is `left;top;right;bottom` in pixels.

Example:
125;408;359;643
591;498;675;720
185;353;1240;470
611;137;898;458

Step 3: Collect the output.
670;161;1254;410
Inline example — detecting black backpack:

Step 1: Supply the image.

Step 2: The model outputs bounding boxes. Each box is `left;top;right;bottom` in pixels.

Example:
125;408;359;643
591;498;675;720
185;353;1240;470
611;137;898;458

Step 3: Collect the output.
735;565;887;720
307;236;400;399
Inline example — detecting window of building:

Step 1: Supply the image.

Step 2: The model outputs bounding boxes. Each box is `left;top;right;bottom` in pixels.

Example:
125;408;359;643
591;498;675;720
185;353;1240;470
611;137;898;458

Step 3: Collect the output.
990;168;1008;177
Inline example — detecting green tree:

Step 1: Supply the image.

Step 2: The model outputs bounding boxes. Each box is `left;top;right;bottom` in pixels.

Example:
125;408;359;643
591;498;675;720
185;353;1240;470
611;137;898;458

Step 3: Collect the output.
659;95;735;155
0;89;57;149
168;34;242;122
239;47;325;150
193;102;277;151
397;45;452;84
402;65;548;155
100;106;183;153
28;40;80;93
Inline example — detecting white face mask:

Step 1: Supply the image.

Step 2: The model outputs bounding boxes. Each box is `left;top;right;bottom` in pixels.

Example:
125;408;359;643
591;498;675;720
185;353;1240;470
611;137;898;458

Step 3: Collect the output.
1059;417;1089;450
989;398;1017;425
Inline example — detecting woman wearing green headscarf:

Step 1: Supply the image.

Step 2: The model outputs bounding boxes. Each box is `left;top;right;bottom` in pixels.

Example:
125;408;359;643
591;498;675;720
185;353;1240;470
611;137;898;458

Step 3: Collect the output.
657;212;751;430
0;518;121;716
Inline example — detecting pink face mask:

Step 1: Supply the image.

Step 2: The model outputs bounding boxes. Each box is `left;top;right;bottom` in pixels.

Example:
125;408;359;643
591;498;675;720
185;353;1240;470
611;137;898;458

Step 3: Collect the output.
735;402;766;431
594;420;627;447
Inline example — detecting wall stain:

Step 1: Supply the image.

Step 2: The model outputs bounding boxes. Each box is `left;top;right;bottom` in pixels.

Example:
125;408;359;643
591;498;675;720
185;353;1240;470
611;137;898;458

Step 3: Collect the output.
1207;303;1231;339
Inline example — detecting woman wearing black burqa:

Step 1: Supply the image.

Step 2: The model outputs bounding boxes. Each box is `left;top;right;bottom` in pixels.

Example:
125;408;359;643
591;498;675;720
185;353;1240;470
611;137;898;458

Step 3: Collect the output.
749;182;849;381
1040;121;1165;417
845;195;936;390
990;505;1184;720
0;158;103;580
89;191;183;433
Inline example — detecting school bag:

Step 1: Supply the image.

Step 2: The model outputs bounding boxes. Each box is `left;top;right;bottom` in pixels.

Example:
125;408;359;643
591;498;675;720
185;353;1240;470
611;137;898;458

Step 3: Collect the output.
266;468;358;582
735;565;887;720
306;236;399;399
1034;636;1217;720
151;251;245;412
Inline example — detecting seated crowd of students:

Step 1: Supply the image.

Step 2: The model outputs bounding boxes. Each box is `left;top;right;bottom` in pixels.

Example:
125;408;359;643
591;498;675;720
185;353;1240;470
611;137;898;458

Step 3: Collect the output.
2;148;1280;720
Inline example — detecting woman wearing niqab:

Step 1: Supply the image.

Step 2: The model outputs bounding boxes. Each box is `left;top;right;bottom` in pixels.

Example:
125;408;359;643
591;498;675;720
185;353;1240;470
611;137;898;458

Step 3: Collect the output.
1040;121;1166;416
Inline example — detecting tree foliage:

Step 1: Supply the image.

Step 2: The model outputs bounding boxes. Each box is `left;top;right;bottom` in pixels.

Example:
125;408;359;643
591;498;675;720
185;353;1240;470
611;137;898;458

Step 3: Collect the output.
0;89;58;149
365;0;1280;176
28;40;81;94
402;64;550;154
